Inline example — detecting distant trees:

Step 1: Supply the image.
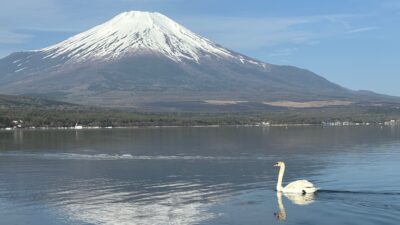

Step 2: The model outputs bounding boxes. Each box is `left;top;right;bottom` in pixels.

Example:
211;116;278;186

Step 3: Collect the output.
0;106;400;128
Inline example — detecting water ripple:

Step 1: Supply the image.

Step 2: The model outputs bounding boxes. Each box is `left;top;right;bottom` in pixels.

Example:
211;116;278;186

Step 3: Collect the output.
0;152;273;161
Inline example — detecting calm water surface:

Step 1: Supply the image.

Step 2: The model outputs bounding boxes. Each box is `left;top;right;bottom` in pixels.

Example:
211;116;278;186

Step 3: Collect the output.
0;126;399;225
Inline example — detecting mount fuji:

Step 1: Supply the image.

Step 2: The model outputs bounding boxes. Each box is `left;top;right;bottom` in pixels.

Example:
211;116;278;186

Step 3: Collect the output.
0;11;398;109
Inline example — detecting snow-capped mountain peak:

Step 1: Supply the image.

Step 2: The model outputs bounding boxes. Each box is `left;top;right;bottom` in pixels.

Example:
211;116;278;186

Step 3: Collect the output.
41;11;236;62
1;11;394;109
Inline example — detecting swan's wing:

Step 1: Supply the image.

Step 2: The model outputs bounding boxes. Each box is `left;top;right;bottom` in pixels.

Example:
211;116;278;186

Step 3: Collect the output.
285;179;314;189
284;180;317;193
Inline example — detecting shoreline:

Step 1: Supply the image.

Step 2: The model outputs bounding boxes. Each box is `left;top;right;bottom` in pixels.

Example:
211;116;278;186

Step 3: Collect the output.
1;122;398;131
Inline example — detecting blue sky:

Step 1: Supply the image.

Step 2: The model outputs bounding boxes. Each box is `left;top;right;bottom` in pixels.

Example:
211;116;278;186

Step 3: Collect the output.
1;0;399;96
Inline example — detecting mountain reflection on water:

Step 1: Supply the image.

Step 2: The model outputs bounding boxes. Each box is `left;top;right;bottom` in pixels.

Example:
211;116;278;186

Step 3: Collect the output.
0;126;399;225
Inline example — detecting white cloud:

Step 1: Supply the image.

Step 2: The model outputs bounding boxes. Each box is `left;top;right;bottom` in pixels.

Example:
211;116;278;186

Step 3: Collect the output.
0;30;33;44
347;26;378;33
0;0;109;37
267;48;298;57
0;0;61;27
0;0;65;45
179;14;371;51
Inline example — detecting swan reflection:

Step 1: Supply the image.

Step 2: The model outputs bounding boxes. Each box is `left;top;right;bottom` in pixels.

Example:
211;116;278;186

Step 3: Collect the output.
275;192;315;221
275;192;287;221
284;192;315;205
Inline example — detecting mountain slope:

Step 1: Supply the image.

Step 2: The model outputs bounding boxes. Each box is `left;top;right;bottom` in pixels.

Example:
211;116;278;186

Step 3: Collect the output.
0;11;398;109
0;93;76;108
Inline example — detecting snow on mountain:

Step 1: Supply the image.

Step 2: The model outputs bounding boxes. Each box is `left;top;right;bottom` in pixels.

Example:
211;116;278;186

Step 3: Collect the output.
40;11;259;64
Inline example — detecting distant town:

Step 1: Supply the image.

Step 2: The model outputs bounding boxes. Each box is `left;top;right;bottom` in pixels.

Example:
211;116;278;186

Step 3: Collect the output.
2;119;400;131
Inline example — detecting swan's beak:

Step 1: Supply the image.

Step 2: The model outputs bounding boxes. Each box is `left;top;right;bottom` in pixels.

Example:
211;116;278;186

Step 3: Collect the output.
273;163;279;167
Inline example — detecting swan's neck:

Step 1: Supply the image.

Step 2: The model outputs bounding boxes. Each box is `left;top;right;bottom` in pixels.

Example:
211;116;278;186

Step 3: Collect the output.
277;165;285;192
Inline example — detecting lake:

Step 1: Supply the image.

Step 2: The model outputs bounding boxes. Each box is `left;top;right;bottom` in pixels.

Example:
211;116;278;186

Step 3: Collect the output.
0;126;399;225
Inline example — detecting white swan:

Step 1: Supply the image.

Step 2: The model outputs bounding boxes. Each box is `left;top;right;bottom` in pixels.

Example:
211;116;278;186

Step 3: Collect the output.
274;161;318;194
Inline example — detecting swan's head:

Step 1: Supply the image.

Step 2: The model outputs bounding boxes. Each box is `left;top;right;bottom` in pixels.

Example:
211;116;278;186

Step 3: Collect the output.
274;161;285;167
